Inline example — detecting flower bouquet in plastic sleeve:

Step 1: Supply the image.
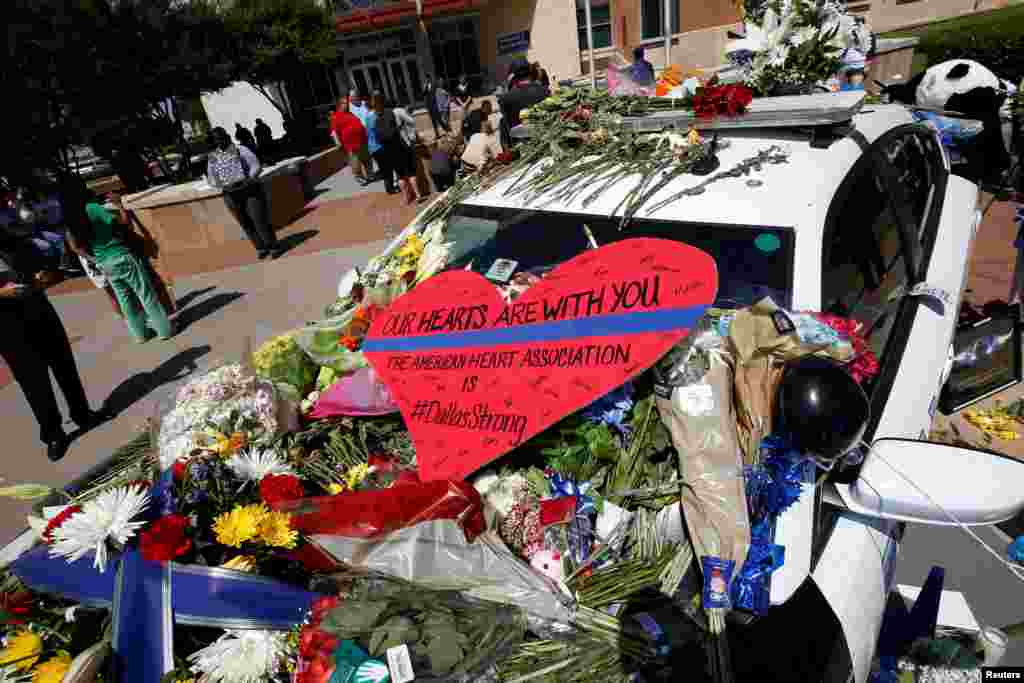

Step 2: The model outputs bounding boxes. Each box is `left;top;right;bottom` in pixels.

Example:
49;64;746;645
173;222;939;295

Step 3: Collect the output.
652;316;750;635
273;475;575;626
724;298;856;463
296;571;528;683
251;331;320;397
154;338;301;472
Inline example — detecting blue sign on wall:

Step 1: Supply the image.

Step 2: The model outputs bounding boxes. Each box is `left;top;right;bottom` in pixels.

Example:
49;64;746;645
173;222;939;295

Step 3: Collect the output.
497;30;531;57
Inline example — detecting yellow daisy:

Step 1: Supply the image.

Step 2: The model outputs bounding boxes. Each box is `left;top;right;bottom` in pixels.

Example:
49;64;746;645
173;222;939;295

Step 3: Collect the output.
258;510;298;549
212;504;267;548
32;652;71;683
0;630;43;671
344;463;372;491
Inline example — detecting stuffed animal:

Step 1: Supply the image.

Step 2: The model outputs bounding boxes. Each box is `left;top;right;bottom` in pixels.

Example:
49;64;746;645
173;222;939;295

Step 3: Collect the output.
885;59;1013;183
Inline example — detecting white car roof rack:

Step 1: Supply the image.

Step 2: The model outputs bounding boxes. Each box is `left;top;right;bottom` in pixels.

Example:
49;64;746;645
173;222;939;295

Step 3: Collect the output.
512;91;867;139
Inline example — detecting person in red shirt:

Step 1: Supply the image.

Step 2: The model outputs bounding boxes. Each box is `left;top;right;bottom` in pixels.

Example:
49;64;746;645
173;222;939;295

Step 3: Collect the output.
330;95;374;186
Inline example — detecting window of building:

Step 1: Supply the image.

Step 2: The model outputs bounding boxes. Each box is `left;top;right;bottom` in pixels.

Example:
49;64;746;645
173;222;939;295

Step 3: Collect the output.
429;17;482;91
577;0;613;51
640;0;680;40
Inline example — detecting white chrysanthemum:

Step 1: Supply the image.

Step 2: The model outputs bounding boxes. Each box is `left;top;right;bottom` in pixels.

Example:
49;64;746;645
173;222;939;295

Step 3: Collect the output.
225;448;295;482
789;25;819;48
188;630;289;683
49;486;150;573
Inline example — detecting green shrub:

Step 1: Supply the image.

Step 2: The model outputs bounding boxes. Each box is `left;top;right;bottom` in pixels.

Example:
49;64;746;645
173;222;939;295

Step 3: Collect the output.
916;33;1024;83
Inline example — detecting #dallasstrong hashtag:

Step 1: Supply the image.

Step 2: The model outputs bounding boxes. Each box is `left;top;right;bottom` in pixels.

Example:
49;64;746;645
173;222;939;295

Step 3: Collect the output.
409;400;528;446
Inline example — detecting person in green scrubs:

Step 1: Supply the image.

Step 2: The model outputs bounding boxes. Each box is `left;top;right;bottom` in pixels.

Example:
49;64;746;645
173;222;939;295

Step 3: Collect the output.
67;194;173;343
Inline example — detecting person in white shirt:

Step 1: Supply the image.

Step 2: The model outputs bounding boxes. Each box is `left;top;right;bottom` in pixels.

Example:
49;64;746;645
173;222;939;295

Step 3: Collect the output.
460;121;503;172
205;127;282;259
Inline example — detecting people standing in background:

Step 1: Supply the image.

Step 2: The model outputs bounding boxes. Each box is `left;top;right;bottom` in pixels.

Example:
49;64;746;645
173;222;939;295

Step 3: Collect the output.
352;92;388;191
206;127;284;260
66;193;175;345
630;47;656;86
235;123;257;153
462;100;494;141
461;121;503;173
0;228;108;462
253;119;274;163
539;66;551;88
455;75;472;109
330;95;372;187
435;80;452;135
429;136;458;192
373;93;425;205
393;100;430;204
424;76;449;137
498;64;549;148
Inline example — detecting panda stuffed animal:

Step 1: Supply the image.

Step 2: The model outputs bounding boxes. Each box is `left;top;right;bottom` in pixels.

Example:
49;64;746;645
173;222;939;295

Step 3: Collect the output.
885;59;1013;183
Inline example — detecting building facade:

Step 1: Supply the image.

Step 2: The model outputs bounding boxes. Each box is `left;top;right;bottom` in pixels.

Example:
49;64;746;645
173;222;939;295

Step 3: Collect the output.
331;0;744;108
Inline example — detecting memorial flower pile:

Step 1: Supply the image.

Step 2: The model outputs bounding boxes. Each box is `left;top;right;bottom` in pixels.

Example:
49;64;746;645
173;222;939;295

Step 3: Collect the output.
726;0;872;95
0;573;111;683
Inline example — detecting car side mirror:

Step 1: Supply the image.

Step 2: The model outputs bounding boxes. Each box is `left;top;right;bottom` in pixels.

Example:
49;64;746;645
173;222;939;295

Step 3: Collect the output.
834;438;1024;526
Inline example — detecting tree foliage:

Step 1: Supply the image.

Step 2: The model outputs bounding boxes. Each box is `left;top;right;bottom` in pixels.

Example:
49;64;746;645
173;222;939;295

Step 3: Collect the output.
3;0;237;185
210;0;339;119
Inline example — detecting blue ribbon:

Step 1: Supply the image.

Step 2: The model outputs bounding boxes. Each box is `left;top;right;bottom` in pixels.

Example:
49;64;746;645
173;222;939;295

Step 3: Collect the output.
11;544;322;682
549;474;597;564
361;305;708;354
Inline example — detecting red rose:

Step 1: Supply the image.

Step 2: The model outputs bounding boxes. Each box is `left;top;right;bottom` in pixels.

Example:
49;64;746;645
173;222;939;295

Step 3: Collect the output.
260;474;305;507
301;656;334;683
172;461;187;482
299;627;320;658
0;591;34;624
43;505;81;544
311;596;340;622
139;514;192;562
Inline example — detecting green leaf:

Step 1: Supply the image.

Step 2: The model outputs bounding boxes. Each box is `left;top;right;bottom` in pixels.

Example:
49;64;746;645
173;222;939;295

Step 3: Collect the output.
0;484;55;501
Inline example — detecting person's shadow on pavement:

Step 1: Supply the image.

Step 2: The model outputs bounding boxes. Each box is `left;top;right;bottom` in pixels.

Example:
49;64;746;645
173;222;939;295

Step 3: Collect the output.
173;293;245;333
89;345;212;423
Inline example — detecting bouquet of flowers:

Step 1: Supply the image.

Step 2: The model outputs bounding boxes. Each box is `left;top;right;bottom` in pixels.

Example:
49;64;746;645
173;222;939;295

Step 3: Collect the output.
297;573;528;683
0;573;112;683
156;362;299;471
726;0;872;96
252;333;320;397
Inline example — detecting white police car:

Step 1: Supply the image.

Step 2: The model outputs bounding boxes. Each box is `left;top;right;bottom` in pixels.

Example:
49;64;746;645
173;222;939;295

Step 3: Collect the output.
354;92;1024;681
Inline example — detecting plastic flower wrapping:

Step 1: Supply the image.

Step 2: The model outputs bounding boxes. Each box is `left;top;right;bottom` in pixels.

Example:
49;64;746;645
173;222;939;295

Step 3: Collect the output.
156;362;299;471
252;333;319;397
725;0;872;95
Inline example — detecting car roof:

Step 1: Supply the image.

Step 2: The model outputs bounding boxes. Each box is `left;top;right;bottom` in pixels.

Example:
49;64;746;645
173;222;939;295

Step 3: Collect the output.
461;104;917;243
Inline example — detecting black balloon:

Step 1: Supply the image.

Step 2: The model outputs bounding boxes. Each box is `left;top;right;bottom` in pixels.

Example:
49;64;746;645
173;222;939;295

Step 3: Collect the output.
776;356;870;461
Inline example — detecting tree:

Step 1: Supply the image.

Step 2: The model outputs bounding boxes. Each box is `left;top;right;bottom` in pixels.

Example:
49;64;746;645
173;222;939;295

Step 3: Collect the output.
3;0;238;187
212;0;339;122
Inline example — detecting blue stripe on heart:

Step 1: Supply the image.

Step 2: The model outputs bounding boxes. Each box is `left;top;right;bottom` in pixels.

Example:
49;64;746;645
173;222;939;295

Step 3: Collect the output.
362;305;708;353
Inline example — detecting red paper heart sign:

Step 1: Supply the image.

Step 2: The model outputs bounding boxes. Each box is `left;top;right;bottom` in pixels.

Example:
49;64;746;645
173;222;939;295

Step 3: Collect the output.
363;238;718;481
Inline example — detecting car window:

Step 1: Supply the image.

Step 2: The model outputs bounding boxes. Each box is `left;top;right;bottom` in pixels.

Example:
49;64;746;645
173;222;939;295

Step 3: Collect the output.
821;128;944;396
448;204;797;309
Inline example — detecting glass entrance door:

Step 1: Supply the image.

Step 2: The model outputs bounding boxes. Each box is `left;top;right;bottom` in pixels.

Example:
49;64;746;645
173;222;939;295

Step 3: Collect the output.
387;59;412;107
352;63;393;102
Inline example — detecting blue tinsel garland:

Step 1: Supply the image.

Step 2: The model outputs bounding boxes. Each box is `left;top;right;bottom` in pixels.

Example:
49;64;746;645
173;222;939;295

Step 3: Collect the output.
730;434;813;614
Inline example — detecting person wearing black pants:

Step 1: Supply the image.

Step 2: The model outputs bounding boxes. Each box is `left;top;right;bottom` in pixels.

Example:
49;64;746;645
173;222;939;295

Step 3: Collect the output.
0;240;107;461
206;127;283;259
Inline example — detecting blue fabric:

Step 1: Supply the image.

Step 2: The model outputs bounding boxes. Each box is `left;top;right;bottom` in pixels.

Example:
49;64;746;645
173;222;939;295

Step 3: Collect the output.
10;541;323;681
355;108;382;154
1009;535;1024;562
630;60;656;86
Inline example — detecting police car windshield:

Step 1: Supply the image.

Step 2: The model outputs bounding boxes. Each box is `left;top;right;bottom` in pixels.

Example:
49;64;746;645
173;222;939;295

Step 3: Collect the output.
447;204;795;309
